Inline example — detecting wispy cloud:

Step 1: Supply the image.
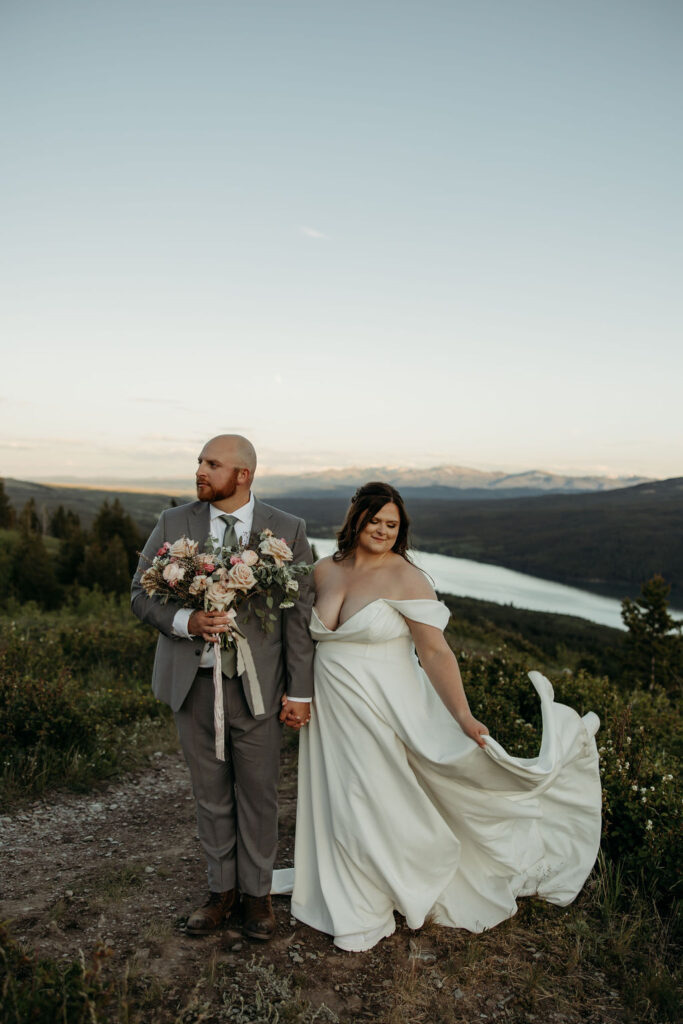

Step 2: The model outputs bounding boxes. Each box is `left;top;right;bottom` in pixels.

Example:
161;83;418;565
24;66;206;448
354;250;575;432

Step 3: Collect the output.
299;226;329;240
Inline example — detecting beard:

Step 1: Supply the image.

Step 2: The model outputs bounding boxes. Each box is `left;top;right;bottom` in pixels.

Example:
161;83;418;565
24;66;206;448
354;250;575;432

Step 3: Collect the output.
196;469;240;502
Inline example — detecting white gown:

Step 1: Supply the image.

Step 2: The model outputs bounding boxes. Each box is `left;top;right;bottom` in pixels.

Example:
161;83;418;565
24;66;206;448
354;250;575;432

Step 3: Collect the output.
272;599;601;952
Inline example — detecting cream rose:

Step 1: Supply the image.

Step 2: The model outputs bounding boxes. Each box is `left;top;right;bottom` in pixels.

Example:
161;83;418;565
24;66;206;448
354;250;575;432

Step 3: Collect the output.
259;535;293;567
241;549;259;567
169;537;199;558
227;562;257;591
140;567;158;594
205;578;234;609
188;574;209;595
197;552;216;572
162;562;185;585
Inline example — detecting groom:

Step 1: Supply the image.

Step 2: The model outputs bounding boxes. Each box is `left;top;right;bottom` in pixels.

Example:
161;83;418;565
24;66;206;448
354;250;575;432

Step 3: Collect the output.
131;434;315;940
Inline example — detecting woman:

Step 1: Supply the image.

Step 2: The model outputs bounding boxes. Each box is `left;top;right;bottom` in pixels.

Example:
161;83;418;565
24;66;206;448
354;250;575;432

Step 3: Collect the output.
276;483;601;952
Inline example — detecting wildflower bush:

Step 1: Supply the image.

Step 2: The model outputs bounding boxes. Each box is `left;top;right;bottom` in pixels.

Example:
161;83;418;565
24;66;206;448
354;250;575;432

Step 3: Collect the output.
0;596;170;806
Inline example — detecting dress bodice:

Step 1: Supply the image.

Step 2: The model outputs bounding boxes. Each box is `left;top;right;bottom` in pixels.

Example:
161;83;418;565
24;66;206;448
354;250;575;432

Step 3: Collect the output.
310;598;450;644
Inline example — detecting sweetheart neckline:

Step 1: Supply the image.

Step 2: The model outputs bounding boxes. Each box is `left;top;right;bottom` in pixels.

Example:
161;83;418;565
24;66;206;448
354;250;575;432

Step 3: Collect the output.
311;597;445;634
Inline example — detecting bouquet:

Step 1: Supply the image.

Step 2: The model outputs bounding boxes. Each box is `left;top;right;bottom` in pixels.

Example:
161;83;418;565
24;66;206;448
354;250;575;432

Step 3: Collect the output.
139;529;313;759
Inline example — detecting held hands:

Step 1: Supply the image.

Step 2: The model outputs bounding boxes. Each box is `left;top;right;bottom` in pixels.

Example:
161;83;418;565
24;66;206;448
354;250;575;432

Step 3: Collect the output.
188;609;232;643
279;695;312;731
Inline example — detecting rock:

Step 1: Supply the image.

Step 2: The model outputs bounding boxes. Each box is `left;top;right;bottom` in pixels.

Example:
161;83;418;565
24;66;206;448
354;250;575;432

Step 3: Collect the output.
454;988;465;1000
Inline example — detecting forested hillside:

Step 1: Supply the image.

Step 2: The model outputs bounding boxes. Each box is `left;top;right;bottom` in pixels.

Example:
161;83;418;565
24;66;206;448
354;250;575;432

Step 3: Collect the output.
275;478;683;600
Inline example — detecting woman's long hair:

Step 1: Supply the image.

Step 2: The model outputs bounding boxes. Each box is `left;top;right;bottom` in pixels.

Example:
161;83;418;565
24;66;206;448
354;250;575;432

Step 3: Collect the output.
334;482;412;562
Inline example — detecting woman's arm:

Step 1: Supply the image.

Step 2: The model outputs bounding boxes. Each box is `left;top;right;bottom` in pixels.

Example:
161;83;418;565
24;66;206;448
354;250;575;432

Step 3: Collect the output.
407;618;489;748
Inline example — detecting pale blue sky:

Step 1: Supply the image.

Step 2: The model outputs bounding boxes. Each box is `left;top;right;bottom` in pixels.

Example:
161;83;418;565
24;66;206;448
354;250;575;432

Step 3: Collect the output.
1;0;681;482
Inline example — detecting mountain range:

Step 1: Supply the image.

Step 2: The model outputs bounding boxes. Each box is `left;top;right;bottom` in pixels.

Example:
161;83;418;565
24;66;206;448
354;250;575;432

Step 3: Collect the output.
36;466;651;500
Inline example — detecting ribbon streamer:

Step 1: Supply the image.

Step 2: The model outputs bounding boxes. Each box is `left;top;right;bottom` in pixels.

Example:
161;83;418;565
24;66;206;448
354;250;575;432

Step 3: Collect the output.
211;631;266;760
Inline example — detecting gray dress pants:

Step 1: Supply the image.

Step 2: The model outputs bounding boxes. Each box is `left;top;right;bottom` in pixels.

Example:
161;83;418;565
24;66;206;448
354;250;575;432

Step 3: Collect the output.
174;668;283;896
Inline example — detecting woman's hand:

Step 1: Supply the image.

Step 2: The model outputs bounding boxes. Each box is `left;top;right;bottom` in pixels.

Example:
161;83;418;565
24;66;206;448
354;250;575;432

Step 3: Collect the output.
279;694;312;731
456;711;489;748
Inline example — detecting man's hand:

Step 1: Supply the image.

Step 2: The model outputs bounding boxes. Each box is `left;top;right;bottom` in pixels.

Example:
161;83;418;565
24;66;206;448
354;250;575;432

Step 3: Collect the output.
188;609;231;642
279;695;312;731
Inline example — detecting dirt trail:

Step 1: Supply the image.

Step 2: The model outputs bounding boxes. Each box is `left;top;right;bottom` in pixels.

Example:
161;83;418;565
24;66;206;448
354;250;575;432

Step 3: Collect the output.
0;746;626;1023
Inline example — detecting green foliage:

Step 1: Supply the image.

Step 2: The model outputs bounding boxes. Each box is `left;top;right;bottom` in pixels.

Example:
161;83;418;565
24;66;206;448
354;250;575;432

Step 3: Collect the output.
0;922;116;1024
0;606;166;807
0;479;14;529
622;575;683;693
7;527;61;609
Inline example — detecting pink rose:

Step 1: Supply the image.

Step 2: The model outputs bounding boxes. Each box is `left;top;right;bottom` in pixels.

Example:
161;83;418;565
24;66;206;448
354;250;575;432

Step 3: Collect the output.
162;562;185;585
197;553;216;572
241;549;259;566
156;542;171;556
230;554;243;565
227;562;257;592
259;535;293;567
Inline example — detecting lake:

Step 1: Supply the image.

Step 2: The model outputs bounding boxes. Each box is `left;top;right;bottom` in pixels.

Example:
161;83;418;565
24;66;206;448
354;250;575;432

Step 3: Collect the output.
309;537;631;630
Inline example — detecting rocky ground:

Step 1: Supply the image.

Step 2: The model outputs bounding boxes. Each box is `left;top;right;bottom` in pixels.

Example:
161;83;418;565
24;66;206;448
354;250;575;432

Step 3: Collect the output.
1;739;628;1023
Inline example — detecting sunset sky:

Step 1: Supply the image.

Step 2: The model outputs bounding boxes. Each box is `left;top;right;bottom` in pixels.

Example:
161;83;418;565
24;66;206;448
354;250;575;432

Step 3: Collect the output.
1;1;681;483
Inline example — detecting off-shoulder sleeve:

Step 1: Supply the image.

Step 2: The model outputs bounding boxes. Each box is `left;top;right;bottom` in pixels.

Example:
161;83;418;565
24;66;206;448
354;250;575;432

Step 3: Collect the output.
384;599;450;630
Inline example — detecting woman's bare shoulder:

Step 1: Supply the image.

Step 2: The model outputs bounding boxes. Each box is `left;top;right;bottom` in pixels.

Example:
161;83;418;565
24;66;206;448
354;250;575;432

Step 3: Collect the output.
392;557;437;600
313;555;338;583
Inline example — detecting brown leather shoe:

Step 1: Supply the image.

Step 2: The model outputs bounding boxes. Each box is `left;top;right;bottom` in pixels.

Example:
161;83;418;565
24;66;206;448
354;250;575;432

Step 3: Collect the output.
185;890;236;935
242;893;276;941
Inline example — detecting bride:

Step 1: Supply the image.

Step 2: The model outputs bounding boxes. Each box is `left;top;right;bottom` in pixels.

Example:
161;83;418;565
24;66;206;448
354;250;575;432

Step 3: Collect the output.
277;482;601;952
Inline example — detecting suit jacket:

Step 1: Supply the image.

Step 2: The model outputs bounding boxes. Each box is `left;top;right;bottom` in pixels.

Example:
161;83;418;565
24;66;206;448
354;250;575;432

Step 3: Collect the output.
131;497;315;716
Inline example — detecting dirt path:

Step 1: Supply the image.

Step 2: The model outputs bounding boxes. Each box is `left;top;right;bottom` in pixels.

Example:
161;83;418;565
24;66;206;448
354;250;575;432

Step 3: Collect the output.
0;744;626;1023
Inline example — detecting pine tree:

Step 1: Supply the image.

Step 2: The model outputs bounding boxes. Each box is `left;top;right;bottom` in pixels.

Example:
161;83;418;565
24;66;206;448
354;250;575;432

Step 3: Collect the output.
0;479;15;528
9;525;62;608
90;499;141;575
18;498;40;534
82;535;131;595
621;575;683;694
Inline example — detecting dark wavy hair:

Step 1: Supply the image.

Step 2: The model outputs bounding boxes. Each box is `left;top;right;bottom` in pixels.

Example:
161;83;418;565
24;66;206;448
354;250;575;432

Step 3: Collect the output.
334;482;412;562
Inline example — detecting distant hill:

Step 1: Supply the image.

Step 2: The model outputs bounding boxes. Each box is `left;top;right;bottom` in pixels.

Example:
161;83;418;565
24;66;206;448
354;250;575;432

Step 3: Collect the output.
37;465;650;499
3;475;680;601
275;477;683;602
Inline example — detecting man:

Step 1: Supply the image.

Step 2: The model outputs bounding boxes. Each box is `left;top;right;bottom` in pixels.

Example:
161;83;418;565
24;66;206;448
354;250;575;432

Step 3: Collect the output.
131;434;314;940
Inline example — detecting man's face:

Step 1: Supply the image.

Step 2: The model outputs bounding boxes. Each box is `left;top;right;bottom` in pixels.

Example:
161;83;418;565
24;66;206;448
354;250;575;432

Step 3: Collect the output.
196;441;242;503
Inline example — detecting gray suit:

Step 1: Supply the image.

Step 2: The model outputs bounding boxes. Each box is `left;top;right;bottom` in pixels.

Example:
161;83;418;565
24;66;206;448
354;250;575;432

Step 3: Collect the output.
131;497;315;894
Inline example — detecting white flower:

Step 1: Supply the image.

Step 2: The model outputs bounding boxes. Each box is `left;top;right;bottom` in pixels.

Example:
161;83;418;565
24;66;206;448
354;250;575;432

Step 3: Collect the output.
645;820;653;831
631;785;638;792
188;574;209;595
169;537;199;558
641;796;647;804
162;562;185;585
285;578;299;593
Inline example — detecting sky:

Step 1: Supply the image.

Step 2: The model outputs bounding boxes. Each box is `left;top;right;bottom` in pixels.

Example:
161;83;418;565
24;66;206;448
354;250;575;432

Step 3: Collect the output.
1;0;681;484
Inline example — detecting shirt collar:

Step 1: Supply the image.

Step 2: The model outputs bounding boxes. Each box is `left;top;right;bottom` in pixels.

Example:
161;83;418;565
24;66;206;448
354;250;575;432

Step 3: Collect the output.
209;492;255;524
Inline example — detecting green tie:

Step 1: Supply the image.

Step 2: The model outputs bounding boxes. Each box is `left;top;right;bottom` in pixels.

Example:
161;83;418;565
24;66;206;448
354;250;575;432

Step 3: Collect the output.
219;514;238;678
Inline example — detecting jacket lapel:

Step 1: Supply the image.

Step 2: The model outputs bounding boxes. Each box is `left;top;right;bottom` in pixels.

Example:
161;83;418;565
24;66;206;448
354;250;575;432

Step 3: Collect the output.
188;501;211;544
250;497;274;542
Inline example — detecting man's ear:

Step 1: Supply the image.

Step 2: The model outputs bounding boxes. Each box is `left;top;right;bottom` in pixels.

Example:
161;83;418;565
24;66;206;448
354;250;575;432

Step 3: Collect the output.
237;467;251;485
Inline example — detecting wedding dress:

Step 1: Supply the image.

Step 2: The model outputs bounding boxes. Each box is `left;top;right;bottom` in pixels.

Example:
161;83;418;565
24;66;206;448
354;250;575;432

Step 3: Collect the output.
272;599;601;952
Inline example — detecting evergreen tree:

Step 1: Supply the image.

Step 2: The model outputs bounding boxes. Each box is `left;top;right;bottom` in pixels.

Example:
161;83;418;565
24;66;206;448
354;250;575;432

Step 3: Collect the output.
18;498;41;534
82;535;130;594
49;505;81;539
0;479;15;528
8;524;61;608
90;499;142;574
621;575;683;694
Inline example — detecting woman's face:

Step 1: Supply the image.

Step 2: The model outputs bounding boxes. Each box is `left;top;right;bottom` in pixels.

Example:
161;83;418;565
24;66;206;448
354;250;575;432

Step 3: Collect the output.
357;501;401;555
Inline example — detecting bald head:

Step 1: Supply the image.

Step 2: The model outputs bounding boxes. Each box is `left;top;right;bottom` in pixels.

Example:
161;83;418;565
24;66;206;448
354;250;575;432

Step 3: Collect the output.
206;434;257;476
196;434;257;510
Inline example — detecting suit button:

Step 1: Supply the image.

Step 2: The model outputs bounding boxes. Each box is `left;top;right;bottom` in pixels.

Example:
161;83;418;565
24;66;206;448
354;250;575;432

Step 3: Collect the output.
195;649;202;655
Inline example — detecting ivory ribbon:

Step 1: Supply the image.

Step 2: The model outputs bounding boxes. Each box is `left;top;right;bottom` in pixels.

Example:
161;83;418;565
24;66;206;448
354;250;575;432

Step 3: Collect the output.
211;631;266;761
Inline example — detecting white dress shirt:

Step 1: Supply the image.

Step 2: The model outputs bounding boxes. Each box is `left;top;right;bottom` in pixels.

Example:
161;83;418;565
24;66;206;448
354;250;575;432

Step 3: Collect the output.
172;495;256;664
171;496;311;700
